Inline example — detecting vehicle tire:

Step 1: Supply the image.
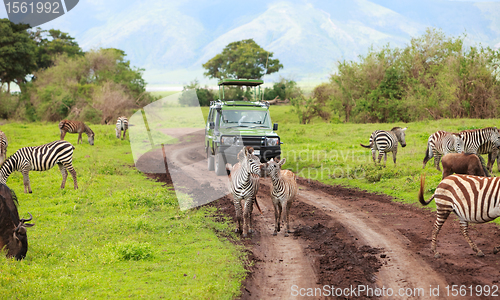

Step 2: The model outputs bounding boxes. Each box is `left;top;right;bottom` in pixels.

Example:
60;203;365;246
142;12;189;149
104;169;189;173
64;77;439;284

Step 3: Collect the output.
215;150;227;176
207;148;214;171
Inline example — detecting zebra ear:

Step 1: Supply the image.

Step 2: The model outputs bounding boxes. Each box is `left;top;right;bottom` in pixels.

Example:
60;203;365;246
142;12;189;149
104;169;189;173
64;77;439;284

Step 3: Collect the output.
402;127;407;131
278;158;286;166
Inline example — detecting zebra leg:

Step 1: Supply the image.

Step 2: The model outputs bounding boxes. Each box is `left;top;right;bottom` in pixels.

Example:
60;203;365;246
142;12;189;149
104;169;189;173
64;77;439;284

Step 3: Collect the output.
60;130;66;140
22;168;31;194
431;209;451;258
272;199;280;236
78;132;82;144
459;221;484;257
371;149;377;164
58;163;68;189
234;199;243;234
62;163;78;190
392;149;397;166
284;200;293;236
247;197;254;234
242;198;253;237
122;128;127;140
434;153;442;171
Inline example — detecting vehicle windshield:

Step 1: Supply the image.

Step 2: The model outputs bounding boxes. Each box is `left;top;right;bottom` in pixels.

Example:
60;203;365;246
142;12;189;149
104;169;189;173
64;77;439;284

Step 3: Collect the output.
219;110;271;128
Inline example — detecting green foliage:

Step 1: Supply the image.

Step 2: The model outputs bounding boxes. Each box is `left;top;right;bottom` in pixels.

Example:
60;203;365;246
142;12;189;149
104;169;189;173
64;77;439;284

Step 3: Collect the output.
264;78;302;100
27;48;153;123
31;28;84;70
203;39;283;79
0;122;246;299
294;28;500;123
0;18;37;92
179;80;216;106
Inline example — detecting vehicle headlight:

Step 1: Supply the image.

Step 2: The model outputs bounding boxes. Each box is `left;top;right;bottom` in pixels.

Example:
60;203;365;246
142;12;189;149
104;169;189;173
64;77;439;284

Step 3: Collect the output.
266;137;279;146
221;136;236;145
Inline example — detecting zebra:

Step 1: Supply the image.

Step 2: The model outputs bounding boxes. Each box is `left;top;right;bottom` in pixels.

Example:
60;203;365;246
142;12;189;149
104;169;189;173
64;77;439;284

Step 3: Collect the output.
460;127;500;172
360;127;407;167
422;131;464;171
262;157;298;237
0;130;7;166
0;140;78;193
59;120;95;146
227;146;261;237
419;174;500;258
116;116;128;139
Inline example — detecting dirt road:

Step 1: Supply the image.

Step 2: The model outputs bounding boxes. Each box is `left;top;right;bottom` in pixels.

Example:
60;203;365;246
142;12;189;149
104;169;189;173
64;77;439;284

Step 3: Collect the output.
137;130;500;299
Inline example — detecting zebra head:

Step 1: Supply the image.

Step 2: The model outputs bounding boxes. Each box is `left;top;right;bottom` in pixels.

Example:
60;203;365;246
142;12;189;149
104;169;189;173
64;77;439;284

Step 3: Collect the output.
85;126;95;146
262;157;286;179
452;133;465;153
239;147;261;176
392;127;407;148
492;127;500;148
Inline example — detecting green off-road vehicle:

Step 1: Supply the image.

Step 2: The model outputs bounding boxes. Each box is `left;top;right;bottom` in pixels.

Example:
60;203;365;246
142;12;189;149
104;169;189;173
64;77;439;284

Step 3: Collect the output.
205;79;281;175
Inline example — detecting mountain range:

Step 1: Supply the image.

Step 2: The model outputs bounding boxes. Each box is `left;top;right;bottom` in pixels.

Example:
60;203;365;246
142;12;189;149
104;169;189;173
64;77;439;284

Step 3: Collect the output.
2;0;500;85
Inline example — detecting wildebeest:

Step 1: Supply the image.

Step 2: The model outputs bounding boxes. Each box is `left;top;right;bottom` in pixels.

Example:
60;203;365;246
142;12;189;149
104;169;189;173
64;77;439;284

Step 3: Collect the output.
441;153;490;179
0;184;33;260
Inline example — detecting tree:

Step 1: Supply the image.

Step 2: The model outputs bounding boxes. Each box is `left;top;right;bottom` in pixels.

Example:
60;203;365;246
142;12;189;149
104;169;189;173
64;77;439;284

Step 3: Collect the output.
31;28;83;70
0;19;37;93
203;39;283;79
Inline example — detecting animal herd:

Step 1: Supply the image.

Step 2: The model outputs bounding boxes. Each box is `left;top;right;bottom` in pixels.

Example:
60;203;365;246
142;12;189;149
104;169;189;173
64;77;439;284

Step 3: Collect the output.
362;126;500;258
0;116;128;260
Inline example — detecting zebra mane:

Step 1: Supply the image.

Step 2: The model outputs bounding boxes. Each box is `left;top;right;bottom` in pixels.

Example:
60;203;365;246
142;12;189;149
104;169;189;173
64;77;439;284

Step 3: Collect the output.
391;127;402;131
84;124;94;135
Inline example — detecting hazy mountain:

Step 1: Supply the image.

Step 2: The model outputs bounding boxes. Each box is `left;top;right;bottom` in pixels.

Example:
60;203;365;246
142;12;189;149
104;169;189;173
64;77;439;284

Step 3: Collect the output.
2;0;500;85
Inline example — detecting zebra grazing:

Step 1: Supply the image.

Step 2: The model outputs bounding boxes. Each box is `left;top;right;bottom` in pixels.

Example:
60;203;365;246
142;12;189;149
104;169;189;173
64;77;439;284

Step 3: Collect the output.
227;146;261;237
422;131;464;171
0;130;7;166
0;140;78;193
59;120;95;146
116;116;128;139
419;174;500;258
263;157;297;237
456;127;500;173
360;127;407;167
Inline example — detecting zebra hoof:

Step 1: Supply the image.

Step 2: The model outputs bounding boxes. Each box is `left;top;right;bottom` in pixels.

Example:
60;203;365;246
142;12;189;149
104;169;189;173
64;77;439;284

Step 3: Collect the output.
477;250;485;257
284;233;289;237
434;252;441;259
272;231;277;236
493;247;500;254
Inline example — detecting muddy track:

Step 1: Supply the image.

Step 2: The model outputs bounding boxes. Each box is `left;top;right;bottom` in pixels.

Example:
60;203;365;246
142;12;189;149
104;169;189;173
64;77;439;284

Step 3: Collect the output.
138;130;500;300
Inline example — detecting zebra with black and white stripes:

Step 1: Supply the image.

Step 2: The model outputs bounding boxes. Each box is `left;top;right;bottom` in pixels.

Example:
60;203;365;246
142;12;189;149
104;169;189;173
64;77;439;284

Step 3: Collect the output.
116;116;128;139
360;127;407;167
0;130;7;166
0;140;78;193
227;146;261;237
59;120;95;145
459;127;500;172
419;174;500;258
422;131;464;171
263;157;298;237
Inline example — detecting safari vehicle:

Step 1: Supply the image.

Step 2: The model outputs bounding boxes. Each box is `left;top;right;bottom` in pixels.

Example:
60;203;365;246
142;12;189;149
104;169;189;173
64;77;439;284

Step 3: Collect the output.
205;79;281;175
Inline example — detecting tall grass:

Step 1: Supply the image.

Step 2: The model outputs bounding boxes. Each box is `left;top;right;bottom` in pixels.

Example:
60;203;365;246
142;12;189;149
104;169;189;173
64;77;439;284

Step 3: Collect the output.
0;122;245;299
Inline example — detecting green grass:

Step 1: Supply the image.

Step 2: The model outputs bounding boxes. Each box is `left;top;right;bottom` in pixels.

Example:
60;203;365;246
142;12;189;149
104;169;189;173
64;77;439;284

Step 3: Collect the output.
265;105;500;217
0;122;245;299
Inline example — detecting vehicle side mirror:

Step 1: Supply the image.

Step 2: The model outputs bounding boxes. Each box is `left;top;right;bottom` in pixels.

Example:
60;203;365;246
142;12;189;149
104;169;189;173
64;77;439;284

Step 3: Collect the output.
273;123;278;131
209;122;215;129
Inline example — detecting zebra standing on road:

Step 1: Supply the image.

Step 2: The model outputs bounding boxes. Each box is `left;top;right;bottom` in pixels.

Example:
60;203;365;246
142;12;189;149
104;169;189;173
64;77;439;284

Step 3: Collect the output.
116;116;128;139
422;131;464;171
0;140;78;193
360;127;407;167
0;130;7;166
59;120;95;145
460;127;500;171
227;147;261;237
419;174;500;258
263;157;298;237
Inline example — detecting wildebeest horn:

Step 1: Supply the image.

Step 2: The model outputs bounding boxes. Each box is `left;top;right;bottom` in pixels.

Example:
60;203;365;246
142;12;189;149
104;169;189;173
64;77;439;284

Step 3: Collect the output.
20;212;33;223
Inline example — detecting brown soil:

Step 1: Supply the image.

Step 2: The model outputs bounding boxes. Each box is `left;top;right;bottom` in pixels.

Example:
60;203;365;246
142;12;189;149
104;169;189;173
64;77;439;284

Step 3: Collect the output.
140;130;500;300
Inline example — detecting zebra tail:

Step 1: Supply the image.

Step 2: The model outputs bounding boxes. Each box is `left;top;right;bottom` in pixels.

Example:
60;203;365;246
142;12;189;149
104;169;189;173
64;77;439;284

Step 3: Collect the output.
418;174;435;206
360;143;371;148
423;143;432;163
254;197;263;214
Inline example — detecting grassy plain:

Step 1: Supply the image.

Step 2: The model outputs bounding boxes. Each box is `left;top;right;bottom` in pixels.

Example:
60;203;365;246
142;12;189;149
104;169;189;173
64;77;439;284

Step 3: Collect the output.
0;122;245;299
